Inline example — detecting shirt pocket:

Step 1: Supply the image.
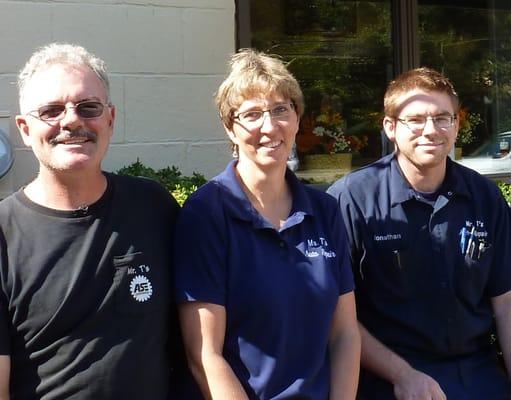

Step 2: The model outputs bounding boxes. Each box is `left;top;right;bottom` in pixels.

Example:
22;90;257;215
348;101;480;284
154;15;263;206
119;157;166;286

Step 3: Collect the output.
455;242;493;301
113;252;164;315
369;240;434;300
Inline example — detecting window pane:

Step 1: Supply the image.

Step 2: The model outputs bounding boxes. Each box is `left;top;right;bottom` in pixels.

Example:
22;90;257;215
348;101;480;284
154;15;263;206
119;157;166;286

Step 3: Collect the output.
249;0;392;180
419;1;511;176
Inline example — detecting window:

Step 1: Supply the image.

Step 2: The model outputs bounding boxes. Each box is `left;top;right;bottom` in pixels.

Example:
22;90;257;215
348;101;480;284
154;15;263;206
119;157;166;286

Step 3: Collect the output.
239;0;511;179
240;0;392;182
419;0;511;177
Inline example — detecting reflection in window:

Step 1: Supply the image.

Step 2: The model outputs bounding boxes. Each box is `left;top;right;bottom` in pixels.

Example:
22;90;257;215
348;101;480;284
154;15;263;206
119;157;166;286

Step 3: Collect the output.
249;0;392;180
419;1;511;175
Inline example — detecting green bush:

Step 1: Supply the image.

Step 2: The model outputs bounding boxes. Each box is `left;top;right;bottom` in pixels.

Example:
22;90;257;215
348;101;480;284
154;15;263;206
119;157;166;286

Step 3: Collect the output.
497;181;511;204
116;159;206;206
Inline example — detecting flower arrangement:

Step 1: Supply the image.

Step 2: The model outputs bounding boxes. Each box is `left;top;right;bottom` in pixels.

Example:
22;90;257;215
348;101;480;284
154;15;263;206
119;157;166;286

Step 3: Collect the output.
312;105;354;154
313;125;351;154
312;111;369;154
457;108;483;146
296;100;369;157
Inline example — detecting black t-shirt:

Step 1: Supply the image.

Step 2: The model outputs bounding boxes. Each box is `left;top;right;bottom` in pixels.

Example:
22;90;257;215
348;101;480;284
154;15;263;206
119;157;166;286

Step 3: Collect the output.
0;173;180;399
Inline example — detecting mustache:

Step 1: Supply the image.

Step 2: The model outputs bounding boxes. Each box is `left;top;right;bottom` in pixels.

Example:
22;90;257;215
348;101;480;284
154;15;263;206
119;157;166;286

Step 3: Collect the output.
49;129;97;145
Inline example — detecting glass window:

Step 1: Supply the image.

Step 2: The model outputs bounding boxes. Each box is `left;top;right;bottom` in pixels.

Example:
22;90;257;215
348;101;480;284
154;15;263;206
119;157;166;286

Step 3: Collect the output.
247;0;393;182
418;0;511;176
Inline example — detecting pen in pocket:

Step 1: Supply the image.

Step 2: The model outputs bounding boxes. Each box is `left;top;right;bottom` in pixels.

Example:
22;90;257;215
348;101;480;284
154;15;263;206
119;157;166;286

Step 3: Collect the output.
393;250;402;269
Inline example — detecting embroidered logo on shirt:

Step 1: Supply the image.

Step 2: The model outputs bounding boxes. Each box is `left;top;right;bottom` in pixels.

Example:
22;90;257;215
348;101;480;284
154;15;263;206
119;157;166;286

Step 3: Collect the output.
459;220;490;260
304;237;336;258
130;275;153;302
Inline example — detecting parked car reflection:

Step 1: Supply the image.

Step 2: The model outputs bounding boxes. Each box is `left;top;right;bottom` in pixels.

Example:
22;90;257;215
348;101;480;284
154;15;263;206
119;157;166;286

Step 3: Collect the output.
457;131;511;175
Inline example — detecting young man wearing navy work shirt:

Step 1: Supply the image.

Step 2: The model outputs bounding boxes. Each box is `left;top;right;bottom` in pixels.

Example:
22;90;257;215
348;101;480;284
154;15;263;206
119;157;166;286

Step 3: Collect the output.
328;68;511;400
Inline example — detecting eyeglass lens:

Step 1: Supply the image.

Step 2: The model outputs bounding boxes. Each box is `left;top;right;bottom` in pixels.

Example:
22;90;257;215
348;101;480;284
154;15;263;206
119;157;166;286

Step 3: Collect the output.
236;104;294;125
400;115;455;130
35;101;106;121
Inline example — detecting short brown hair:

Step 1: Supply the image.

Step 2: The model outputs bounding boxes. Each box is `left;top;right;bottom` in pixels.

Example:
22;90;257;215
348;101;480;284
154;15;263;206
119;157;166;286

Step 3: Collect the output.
384;67;459;117
215;48;304;130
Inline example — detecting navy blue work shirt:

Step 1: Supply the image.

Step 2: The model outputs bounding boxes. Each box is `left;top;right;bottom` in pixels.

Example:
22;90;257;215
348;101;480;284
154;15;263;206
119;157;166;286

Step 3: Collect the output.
328;153;511;361
174;161;354;400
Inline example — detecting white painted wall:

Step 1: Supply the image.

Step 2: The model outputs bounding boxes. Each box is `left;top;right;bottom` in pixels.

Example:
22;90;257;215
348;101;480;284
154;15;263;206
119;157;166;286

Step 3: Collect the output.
0;0;235;197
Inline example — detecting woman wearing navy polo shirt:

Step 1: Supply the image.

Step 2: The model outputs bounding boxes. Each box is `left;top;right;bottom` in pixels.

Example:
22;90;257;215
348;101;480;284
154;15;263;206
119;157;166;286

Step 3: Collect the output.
174;49;360;400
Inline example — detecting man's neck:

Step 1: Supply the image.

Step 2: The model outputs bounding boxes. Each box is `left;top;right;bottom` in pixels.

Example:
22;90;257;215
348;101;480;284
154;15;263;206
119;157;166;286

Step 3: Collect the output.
24;169;108;211
396;155;447;193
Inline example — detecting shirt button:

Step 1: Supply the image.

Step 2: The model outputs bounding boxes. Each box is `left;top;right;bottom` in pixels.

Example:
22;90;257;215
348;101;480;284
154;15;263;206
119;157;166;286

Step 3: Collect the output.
440;282;447;288
279;241;285;248
447;317;453;324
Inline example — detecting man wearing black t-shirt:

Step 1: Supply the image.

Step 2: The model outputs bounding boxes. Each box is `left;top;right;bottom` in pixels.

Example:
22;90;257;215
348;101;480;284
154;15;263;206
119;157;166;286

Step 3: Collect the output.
0;43;181;399
328;68;511;399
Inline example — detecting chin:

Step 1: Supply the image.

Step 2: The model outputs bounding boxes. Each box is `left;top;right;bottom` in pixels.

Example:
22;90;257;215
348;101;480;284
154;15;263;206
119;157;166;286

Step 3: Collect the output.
47;157;99;173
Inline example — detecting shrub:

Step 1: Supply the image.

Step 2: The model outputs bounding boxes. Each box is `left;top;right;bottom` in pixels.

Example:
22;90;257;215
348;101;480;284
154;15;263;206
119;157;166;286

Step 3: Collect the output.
497;181;511;205
116;159;206;206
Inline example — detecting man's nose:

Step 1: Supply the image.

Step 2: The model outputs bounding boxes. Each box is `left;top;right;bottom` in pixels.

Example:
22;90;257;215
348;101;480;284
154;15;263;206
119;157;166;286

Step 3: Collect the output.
59;105;82;128
422;117;438;135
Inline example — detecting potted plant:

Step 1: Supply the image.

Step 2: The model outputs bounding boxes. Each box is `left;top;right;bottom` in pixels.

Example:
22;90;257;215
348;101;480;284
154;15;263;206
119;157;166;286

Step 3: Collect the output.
304;124;353;169
301;104;353;169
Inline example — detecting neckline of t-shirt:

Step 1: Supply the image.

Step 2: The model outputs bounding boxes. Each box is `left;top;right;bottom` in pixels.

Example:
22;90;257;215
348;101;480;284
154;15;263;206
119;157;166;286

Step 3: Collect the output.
15;172;114;218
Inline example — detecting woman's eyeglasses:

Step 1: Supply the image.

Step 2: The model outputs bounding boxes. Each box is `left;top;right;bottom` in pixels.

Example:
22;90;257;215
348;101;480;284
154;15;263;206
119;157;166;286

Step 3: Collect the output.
233;103;295;128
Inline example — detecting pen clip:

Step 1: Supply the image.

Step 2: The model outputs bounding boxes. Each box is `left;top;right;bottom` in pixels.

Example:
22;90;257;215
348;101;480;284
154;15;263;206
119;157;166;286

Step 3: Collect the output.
393;250;402;269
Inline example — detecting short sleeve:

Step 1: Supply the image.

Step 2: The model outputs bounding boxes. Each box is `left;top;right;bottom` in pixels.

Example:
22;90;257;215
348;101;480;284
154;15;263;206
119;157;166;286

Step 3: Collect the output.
0;231;11;355
173;185;228;306
332;203;355;296
328;177;362;271
486;191;511;297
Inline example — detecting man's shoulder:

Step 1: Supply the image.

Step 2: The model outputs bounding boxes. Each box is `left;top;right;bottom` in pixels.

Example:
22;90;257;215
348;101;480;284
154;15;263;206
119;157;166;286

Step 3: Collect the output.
301;182;338;211
328;155;392;199
108;172;179;209
110;172;165;191
450;161;503;199
0;191;23;218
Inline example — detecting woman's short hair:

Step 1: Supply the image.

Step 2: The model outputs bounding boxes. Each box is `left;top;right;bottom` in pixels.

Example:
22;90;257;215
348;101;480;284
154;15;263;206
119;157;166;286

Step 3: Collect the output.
215;48;304;130
384;67;459;117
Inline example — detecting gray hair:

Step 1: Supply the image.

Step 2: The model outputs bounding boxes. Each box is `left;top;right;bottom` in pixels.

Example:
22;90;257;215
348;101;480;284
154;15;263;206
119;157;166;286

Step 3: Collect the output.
18;43;110;108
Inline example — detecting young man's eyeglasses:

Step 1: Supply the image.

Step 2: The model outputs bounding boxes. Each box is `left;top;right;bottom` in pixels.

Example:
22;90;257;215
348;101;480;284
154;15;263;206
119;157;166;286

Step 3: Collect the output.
27;100;110;122
396;114;457;132
233;103;295;128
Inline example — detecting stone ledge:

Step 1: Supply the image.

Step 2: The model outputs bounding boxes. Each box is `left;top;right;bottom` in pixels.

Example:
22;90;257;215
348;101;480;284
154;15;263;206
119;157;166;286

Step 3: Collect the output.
295;168;348;184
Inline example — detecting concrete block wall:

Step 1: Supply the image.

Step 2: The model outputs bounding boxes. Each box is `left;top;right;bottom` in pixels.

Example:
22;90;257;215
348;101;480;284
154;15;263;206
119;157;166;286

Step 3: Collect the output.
0;0;235;197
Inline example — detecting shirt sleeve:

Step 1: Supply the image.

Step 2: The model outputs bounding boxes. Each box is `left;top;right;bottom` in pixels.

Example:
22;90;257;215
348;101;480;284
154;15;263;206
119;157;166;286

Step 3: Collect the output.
0;232;10;355
332;203;355;295
328;176;363;278
173;185;228;306
487;189;511;297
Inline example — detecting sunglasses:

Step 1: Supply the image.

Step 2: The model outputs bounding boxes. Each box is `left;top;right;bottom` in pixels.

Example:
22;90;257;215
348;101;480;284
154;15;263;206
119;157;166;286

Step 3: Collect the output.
27;100;109;122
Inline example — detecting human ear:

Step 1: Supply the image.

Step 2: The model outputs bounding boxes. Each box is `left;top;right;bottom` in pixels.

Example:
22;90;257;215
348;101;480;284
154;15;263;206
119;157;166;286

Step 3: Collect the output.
15;115;32;147
224;124;237;143
383;116;396;143
107;105;116;133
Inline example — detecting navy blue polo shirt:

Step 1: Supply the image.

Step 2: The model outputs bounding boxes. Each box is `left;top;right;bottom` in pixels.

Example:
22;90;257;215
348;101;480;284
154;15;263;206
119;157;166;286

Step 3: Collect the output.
328;153;511;361
174;161;354;400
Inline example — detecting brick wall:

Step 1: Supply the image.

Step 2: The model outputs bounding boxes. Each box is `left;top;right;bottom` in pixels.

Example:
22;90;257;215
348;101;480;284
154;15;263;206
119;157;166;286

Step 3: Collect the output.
0;0;235;197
